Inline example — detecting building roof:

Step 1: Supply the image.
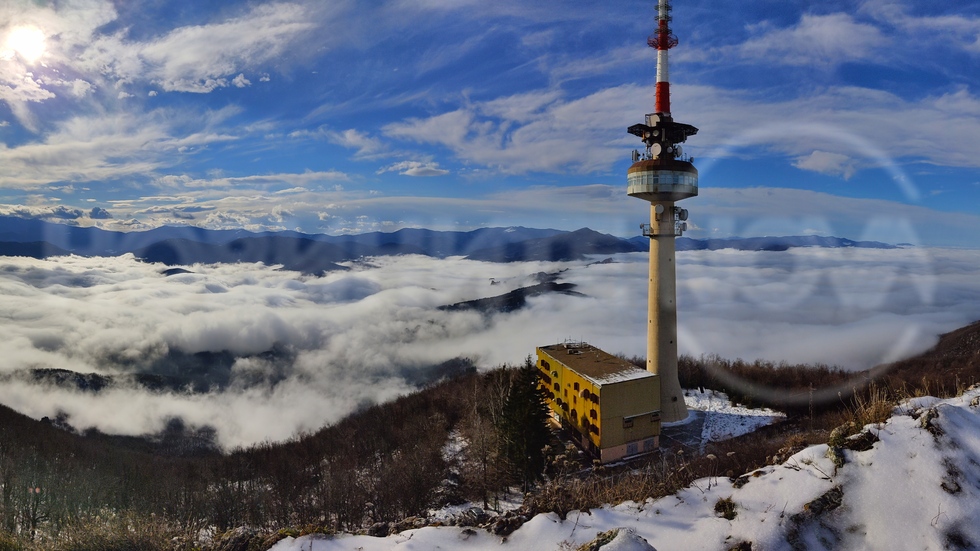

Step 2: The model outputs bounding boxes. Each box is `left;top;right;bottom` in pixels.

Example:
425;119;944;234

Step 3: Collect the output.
538;342;655;386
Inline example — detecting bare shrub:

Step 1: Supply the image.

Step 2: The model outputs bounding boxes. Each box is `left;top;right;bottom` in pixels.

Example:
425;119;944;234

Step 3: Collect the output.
714;496;737;520
0;531;23;551
44;511;193;551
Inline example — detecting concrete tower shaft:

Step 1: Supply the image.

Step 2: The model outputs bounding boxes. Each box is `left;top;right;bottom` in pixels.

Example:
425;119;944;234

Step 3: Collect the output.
645;203;686;421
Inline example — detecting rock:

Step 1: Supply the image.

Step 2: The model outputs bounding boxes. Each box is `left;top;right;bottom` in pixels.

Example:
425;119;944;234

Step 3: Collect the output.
486;511;529;537
392;516;427;533
802;486;843;517
787;487;845;551
576;527;657;551
211;527;261;551
825;446;846;469
367;522;391;537
919;407;944;437
455;507;490;527
827;422;857;448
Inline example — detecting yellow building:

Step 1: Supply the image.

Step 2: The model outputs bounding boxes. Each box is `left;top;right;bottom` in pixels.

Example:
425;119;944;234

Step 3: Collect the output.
536;342;661;463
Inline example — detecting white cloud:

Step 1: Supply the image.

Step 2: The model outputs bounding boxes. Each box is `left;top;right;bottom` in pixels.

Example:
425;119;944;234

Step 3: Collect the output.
861;0;980;55
675;85;980;171
739;14;888;67
138;3;316;93
0;109;238;188
326;128;386;159
378;160;449;177
376;79;980;179
0;71;55;102
152;170;349;190
0;0;320;103
793;150;858;179
68;79;92;97
383;86;635;174
0;204;83;219
0;248;977;449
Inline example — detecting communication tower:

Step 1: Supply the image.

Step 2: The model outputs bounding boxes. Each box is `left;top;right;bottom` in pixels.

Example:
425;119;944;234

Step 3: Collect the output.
627;0;697;422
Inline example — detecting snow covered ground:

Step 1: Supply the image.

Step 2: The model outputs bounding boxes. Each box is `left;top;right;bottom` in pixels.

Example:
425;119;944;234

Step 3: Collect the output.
683;388;786;443
270;386;980;550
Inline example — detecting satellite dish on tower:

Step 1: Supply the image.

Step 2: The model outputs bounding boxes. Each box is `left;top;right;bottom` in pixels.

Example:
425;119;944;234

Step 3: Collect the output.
650;143;662;157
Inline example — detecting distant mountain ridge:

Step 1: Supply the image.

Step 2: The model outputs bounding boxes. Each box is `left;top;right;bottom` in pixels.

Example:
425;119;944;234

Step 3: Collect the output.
0;215;898;271
677;235;897;252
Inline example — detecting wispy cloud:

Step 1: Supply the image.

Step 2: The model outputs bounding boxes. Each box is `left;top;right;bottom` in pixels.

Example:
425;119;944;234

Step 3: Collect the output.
675;85;980;171
383;86;635;174
0;109;238;188
139;3;316;93
377;160;449;177
739;14;888;67
325;128;387;160
861;0;980;55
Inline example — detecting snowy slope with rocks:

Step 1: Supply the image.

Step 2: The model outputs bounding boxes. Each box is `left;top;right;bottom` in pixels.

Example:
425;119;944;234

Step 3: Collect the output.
271;386;980;551
684;388;785;443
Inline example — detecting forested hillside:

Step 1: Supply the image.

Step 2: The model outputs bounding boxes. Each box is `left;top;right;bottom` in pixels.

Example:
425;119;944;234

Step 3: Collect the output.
0;321;978;550
0;360;551;549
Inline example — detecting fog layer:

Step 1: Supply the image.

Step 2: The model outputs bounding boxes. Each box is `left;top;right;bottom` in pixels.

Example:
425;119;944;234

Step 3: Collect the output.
0;247;975;449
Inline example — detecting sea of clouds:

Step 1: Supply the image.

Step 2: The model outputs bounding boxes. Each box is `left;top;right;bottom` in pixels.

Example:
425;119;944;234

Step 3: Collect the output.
0;247;977;449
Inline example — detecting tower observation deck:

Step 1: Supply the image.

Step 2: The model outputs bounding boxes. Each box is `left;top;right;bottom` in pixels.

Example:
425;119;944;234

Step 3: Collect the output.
627;0;697;423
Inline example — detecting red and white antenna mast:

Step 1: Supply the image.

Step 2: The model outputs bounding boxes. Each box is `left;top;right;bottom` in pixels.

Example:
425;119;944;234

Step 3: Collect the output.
649;0;678;115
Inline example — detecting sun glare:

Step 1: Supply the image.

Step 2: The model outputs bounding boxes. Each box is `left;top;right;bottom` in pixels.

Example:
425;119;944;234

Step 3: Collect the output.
3;25;46;64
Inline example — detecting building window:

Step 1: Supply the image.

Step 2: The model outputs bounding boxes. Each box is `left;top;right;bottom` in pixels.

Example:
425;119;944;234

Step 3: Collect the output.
643;438;656;452
564;389;568;397
622;418;633;429
573;396;577;405
573;382;579;391
589;410;597;420
581;389;590;400
541;360;550;369
593;395;600;405
627;442;638;456
553;382;559;391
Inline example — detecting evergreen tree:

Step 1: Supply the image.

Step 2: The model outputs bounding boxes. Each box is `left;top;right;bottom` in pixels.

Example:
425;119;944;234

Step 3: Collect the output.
498;356;551;492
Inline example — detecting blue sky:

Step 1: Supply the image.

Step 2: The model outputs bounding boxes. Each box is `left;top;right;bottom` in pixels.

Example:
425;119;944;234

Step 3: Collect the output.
1;0;979;246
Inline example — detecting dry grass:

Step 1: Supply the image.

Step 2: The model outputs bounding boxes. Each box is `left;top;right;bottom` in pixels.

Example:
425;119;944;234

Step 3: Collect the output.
844;384;894;428
0;532;24;551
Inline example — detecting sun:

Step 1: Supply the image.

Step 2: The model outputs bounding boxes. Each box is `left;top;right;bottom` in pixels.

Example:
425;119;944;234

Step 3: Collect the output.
3;26;46;64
